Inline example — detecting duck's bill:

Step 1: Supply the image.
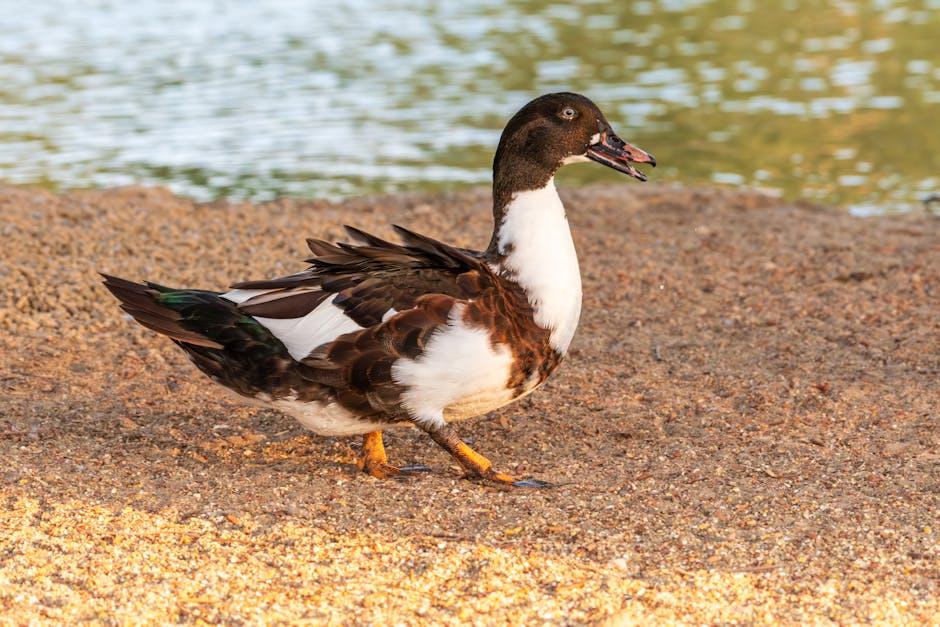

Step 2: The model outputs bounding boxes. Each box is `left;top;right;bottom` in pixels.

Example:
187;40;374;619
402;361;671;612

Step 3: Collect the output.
586;127;656;182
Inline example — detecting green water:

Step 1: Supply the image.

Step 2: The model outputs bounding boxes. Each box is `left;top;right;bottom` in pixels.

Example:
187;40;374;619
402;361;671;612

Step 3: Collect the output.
1;0;938;213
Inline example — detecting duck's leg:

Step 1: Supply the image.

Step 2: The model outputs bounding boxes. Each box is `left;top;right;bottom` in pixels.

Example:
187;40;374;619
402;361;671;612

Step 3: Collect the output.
356;431;431;479
420;422;552;488
357;431;396;478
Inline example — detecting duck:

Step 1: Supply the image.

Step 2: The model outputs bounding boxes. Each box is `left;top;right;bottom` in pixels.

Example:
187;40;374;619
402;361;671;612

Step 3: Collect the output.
101;92;655;487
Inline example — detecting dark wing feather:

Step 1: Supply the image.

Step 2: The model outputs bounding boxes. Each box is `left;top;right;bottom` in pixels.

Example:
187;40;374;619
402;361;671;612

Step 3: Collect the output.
299;293;460;417
217;226;502;418
233;225;495;327
235;290;330;318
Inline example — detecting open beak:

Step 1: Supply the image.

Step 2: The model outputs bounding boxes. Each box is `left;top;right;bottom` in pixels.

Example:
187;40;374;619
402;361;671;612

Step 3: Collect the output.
586;122;656;181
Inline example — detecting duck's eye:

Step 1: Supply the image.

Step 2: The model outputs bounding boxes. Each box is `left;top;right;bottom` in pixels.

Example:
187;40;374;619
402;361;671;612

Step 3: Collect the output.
560;107;577;120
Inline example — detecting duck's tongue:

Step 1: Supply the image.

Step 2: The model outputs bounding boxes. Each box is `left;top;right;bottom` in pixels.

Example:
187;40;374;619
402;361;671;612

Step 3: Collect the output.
586;123;656;181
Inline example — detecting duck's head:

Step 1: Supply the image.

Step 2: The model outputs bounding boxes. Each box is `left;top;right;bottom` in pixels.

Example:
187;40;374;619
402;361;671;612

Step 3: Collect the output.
494;92;655;189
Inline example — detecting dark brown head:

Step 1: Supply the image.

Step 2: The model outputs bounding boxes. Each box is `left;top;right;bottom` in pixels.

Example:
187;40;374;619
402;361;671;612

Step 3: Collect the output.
492;92;655;208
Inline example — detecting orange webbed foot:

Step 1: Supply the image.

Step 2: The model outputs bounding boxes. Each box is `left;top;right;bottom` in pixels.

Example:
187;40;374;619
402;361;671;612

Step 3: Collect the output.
422;423;554;488
357;431;430;480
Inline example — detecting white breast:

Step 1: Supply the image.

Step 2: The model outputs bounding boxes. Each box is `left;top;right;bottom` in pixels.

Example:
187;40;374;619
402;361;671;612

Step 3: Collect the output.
496;178;582;354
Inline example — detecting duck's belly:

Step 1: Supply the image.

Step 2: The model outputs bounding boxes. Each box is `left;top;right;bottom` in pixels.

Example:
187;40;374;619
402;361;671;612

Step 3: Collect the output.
211;376;399;437
270;398;404;436
270;383;527;434
273;379;527;434
444;365;554;421
442;387;517;421
267;388;519;436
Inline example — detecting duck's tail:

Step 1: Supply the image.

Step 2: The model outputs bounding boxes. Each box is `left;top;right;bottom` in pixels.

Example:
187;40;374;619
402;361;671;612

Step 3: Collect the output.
100;274;227;349
100;274;305;398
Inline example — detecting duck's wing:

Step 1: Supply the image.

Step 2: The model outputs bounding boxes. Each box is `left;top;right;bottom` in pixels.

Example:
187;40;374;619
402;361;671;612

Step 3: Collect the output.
223;225;495;362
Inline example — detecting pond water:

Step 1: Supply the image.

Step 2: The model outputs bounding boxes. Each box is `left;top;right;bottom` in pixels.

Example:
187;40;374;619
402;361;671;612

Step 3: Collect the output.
1;0;939;213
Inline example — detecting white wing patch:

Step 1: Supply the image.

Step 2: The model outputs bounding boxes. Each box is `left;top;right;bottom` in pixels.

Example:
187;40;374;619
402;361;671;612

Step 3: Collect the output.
392;304;515;427
222;288;269;304
222;289;363;360
254;295;363;361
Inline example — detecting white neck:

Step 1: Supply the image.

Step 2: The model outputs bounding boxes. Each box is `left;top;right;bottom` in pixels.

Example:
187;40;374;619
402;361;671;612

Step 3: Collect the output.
495;178;582;354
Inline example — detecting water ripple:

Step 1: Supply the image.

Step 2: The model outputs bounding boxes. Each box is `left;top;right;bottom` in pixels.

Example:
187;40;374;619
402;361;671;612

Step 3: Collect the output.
0;0;937;210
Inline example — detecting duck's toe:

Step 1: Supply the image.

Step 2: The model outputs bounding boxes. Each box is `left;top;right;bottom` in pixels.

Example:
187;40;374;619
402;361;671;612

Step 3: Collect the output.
399;463;432;474
358;459;431;481
359;460;402;480
482;469;554;488
510;477;554;488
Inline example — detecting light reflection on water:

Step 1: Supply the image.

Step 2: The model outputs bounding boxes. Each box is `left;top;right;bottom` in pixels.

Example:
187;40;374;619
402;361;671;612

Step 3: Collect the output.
0;0;938;212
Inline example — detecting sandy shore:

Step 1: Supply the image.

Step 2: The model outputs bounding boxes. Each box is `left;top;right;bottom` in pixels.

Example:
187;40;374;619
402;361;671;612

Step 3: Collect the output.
1;183;937;624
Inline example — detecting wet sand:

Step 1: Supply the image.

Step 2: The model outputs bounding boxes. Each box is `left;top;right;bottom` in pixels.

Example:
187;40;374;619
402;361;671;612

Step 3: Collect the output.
1;184;937;623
